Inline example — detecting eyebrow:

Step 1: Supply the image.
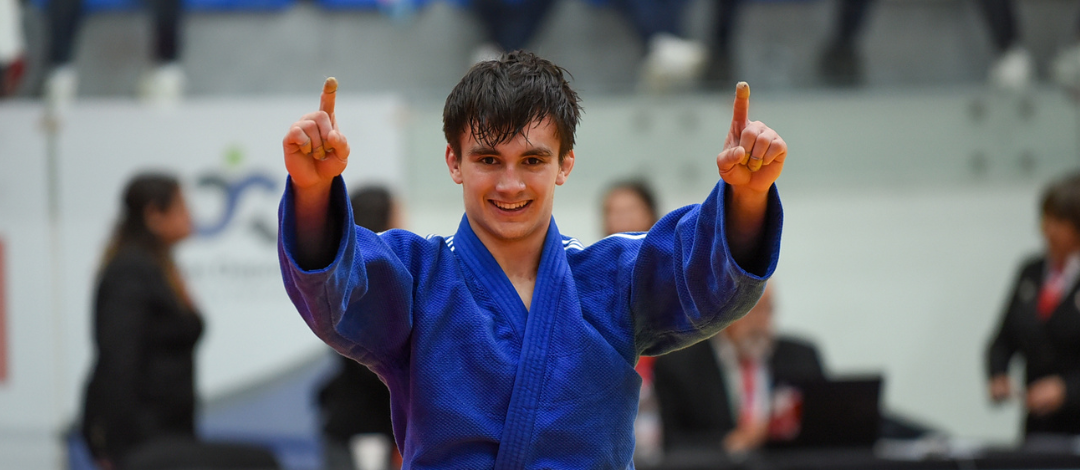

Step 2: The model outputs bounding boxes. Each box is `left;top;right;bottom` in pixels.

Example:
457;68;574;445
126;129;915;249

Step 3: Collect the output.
522;147;553;157
468;145;499;156
467;145;554;157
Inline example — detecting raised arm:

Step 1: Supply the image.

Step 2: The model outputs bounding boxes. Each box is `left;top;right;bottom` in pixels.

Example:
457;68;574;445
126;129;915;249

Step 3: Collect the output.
717;82;786;268
282;77;351;270
279;79;416;367
278;179;419;367
616;83;784;357
626;181;782;357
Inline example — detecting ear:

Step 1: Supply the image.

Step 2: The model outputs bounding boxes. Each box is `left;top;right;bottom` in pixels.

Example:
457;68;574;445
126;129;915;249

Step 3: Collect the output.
446;144;463;185
555;150;575;186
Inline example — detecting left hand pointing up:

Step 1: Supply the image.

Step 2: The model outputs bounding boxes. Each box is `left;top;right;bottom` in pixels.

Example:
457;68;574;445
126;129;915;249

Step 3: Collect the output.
717;82;787;194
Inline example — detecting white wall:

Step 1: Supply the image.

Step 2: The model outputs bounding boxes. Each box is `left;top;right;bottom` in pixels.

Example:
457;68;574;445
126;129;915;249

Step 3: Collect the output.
775;185;1039;443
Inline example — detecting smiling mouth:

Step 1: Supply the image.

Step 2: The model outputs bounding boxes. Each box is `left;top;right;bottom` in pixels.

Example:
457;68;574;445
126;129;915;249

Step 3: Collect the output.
491;200;531;211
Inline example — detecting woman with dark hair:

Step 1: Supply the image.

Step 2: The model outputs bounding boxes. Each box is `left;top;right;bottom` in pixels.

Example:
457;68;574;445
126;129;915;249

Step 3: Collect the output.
602;179;659;236
988;172;1080;436
81;172;278;470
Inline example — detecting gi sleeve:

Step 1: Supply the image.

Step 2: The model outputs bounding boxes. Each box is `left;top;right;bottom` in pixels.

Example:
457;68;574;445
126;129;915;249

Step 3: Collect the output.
632;181;782;356
278;176;415;368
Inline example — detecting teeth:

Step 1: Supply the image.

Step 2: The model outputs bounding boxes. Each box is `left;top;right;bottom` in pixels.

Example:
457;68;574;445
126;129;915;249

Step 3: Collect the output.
494;201;528;210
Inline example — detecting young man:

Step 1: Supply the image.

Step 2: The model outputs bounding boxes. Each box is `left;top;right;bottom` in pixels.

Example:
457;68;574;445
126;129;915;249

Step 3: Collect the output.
279;51;786;468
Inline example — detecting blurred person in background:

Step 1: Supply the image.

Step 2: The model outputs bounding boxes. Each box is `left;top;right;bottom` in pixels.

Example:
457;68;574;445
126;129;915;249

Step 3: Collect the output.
705;0;875;88
653;283;824;454
816;0;874;87
602;179;659;237
81;173;279;470
978;0;1080;92
469;0;558;64
601;179;662;464
987;172;1080;437
317;185;402;470
469;0;705;92
43;0;185;107
615;0;706;92
0;0;25;97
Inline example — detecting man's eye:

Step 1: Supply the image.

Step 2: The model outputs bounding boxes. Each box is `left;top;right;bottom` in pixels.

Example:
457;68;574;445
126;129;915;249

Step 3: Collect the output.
525;157;543;165
480;157;497;165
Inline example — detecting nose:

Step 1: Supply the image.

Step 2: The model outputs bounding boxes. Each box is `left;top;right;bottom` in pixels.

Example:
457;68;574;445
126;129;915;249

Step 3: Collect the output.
495;164;526;194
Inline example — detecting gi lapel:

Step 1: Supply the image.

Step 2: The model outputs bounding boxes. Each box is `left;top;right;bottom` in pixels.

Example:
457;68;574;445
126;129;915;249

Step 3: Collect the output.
453;216;530;339
493;218;569;470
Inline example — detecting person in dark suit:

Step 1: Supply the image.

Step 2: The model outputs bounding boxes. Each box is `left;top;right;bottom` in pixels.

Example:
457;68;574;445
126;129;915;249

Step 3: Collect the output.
81;173;278;470
988;172;1080;436
317;185;402;470
653;283;824;453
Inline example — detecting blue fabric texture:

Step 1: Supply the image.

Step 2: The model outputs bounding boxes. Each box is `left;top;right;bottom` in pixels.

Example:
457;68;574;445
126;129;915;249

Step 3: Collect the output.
278;176;782;469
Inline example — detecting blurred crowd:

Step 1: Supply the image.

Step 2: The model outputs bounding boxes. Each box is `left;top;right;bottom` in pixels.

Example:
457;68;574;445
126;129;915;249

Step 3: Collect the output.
1;0;1079;104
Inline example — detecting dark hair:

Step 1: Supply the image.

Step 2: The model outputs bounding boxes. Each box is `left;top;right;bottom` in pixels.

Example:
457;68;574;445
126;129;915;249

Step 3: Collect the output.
103;173;180;263
442;50;582;161
1041;172;1080;232
101;172;191;307
605;179;659;223
350;186;394;233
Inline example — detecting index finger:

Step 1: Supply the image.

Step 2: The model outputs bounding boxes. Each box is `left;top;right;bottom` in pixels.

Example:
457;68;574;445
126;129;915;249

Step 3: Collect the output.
320;77;338;118
731;81;750;131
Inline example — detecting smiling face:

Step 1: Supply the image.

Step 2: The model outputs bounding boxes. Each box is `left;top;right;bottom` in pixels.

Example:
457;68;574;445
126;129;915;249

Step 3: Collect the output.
446;117;574;251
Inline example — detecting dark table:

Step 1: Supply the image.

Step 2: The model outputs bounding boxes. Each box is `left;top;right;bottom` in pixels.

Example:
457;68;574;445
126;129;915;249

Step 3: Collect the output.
649;447;1080;470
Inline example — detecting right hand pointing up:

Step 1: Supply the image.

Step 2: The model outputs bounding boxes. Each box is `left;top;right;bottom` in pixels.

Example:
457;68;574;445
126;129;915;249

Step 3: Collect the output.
283;78;351;269
284;77;350;191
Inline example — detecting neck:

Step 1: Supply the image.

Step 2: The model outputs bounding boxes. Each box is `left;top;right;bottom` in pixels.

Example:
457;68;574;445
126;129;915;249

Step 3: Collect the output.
1051;251;1079;271
467;217;550;312
472;220;549;282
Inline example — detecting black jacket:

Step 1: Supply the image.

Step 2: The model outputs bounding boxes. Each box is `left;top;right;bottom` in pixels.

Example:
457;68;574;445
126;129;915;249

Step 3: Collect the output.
988;256;1080;435
317;353;394;442
81;246;204;461
653;336;824;451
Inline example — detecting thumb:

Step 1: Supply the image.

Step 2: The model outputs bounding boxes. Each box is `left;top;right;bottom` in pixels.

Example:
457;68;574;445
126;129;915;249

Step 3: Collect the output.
717;146;746;174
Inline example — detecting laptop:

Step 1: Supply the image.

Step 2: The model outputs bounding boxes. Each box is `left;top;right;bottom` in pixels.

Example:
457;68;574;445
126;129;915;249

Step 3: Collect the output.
769;375;883;449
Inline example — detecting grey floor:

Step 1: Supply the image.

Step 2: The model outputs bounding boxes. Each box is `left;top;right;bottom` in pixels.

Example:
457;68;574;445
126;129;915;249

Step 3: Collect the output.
9;0;1080;99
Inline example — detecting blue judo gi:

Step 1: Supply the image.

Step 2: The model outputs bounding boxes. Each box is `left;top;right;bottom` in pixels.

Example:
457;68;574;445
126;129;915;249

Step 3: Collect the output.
278;176;782;469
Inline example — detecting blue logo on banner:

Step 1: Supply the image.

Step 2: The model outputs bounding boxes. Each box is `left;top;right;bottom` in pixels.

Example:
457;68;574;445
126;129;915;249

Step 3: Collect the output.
195;172;279;243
